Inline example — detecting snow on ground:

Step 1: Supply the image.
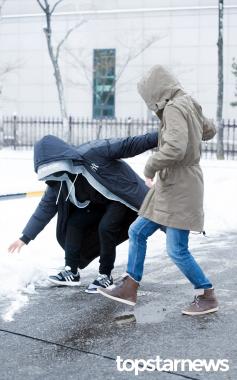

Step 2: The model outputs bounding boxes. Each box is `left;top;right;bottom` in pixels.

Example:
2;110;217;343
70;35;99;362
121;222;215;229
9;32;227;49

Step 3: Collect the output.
0;148;236;321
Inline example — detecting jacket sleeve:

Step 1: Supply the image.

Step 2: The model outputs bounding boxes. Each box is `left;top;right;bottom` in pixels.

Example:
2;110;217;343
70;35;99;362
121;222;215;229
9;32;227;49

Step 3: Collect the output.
22;186;58;241
202;117;216;141
105;132;158;159
144;105;188;179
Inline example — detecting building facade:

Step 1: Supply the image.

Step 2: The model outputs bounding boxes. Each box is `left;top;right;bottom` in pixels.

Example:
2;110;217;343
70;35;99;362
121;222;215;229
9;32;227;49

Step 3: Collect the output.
0;0;237;120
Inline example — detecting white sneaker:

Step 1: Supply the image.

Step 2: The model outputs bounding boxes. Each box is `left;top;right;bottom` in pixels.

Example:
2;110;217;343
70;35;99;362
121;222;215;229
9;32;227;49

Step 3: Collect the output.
85;274;113;294
48;266;81;286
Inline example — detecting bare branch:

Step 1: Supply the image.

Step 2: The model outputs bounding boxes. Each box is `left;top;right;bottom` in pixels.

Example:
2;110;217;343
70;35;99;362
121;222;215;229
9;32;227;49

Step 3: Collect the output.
51;0;64;15
66;49;93;87
115;35;160;84
56;19;86;61
130;35;159;61
36;0;85;137
36;0;46;12
0;0;7;9
0;0;7;17
65;34;161;116
66;77;89;89
97;35;161;115
78;60;93;87
0;62;21;77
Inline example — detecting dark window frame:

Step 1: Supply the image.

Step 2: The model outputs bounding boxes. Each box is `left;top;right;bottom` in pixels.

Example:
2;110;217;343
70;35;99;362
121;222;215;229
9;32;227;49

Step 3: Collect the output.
93;48;116;119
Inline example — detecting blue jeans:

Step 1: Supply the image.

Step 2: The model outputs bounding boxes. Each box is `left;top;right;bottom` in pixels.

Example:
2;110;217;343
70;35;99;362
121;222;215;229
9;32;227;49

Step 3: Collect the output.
126;217;212;289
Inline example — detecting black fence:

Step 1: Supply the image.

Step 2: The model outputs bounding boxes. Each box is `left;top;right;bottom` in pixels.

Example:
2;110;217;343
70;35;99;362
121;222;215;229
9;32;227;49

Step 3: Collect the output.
0;116;236;159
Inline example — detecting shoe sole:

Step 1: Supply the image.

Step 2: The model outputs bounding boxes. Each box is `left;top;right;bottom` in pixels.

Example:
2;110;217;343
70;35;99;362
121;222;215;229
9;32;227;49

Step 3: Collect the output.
97;287;136;306
85;286;114;294
85;282;114;294
48;278;81;286
182;307;219;316
85;289;98;294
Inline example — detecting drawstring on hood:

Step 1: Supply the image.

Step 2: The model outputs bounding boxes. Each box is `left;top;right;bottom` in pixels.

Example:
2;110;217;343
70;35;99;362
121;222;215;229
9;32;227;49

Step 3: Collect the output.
49;172;89;209
56;181;63;205
34;134;147;212
65;173;79;202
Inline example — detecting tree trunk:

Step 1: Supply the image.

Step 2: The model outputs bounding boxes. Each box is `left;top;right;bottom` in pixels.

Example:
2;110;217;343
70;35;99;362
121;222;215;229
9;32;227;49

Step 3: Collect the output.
53;60;69;134
216;0;224;159
0;84;3;149
43;3;69;141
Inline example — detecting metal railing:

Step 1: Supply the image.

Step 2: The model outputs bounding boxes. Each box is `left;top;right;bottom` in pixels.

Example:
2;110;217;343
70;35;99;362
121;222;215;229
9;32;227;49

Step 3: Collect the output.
0;116;236;159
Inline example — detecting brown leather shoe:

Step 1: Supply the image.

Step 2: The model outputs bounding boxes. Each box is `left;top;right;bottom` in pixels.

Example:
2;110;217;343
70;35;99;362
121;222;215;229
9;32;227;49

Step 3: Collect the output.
97;275;139;306
182;288;219;316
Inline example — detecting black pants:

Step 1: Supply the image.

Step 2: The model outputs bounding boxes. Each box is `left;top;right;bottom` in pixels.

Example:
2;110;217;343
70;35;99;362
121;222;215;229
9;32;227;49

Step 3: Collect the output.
64;202;128;275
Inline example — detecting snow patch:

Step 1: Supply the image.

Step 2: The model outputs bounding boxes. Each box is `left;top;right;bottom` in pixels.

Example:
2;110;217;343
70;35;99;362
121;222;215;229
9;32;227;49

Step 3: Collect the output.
0;149;236;321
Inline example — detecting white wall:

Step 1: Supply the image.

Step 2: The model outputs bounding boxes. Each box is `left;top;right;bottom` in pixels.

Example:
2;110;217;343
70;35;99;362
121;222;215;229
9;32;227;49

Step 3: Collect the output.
0;0;236;120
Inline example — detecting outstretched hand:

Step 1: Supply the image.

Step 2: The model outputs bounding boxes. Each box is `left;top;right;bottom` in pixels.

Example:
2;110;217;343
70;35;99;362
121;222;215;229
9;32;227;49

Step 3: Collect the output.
8;239;25;253
145;177;154;188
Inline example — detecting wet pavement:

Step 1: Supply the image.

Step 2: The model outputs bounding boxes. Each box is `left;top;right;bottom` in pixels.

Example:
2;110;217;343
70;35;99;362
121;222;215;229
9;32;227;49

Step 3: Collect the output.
0;233;237;379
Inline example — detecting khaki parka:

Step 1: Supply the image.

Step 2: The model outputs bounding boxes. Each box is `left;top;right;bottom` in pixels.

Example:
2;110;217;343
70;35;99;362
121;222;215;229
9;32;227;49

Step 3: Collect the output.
138;65;216;232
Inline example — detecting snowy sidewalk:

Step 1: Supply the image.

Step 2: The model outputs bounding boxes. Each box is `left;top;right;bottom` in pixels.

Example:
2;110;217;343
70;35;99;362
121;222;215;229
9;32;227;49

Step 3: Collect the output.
0;151;237;379
0;231;236;380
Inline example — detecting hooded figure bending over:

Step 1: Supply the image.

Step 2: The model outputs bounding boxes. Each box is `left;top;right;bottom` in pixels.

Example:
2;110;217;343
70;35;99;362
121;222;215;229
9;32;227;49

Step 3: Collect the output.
8;132;158;293
97;65;219;316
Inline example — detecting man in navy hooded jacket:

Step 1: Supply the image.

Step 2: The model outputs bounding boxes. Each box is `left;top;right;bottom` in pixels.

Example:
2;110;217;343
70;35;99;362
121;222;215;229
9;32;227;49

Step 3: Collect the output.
8;132;158;293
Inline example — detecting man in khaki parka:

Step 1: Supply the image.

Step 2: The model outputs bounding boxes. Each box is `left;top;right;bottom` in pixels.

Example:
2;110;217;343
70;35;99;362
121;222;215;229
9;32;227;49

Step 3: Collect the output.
98;65;218;316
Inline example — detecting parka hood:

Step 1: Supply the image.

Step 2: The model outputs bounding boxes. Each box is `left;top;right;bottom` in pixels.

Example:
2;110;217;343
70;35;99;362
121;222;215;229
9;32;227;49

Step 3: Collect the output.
34;135;83;175
137;65;182;112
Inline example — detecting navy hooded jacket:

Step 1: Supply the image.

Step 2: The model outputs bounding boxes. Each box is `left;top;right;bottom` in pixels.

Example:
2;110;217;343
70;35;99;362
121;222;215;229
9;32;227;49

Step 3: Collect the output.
22;132;158;268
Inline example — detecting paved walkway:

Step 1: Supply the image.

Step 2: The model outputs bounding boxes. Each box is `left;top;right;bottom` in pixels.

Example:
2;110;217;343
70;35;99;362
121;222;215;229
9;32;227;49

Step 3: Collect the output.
0;233;236;379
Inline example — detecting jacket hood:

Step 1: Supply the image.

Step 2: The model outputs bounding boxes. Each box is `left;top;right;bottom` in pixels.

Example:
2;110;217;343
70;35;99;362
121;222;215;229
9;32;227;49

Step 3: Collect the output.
37;160;76;180
137;65;182;112
34;135;83;174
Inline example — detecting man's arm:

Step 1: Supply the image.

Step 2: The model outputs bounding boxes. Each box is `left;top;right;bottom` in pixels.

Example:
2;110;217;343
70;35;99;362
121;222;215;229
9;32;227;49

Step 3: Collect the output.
105;132;158;159
8;186;58;253
144;106;188;179
21;186;58;243
202;117;216;141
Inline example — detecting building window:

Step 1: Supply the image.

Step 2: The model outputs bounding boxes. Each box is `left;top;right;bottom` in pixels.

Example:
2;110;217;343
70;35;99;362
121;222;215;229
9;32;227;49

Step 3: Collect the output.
93;49;116;119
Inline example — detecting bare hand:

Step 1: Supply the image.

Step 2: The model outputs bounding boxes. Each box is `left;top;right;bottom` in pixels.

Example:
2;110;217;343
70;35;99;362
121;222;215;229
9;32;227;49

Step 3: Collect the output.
8;239;25;253
145;177;153;188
